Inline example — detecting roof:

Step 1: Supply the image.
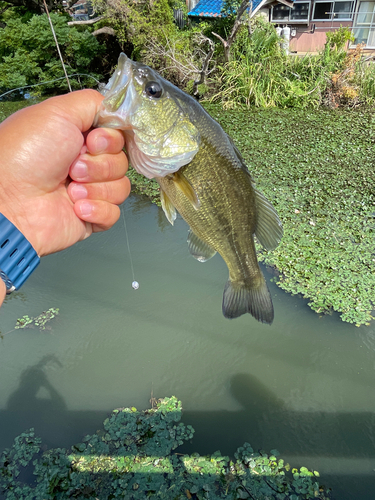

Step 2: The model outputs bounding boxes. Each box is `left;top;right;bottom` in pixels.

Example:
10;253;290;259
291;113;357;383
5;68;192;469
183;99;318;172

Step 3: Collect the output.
188;0;264;18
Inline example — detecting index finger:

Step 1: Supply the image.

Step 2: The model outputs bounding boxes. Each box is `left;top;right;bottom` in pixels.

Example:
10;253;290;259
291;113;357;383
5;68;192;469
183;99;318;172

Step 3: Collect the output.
85;128;125;155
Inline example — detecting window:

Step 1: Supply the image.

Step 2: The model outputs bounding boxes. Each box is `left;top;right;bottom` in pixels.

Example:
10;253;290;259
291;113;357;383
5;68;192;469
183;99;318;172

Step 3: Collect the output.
312;0;354;20
352;1;375;47
291;2;311;19
271;1;310;22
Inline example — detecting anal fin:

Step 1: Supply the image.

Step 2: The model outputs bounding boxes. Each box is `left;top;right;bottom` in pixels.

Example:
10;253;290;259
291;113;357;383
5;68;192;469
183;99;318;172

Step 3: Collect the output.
172;170;200;209
187;230;216;262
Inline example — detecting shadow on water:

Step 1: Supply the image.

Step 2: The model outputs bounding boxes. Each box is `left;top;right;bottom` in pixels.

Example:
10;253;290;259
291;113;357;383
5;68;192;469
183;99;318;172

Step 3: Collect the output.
1;358;374;498
1;356;108;451
183;372;375;458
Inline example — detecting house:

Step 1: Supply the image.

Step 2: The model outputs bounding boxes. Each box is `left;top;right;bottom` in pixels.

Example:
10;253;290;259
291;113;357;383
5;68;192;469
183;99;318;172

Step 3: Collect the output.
269;0;371;52
187;0;293;21
188;0;375;52
70;0;93;21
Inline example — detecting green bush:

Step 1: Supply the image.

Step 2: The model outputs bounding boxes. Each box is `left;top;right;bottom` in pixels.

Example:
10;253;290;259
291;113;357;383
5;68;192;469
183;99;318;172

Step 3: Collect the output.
0;13;104;95
91;0;176;58
0;397;331;499
211;21;364;109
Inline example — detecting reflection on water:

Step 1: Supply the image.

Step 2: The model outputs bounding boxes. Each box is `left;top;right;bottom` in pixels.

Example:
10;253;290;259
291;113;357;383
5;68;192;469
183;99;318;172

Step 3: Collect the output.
0;194;374;499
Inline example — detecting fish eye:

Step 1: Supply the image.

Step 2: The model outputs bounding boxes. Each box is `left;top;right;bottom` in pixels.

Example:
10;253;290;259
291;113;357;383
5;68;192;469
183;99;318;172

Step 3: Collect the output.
145;81;162;99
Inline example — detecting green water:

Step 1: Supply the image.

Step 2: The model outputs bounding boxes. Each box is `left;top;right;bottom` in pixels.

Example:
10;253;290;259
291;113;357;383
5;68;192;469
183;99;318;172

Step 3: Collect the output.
0;194;374;498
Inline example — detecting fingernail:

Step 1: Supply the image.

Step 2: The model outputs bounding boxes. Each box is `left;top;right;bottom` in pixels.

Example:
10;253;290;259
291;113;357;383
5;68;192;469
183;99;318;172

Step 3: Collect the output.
79;201;93;217
70;183;87;201
72;160;88;180
94;135;108;153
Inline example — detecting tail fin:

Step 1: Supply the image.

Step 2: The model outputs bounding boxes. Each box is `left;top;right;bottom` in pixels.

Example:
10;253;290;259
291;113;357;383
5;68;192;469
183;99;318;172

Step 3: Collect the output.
222;279;274;324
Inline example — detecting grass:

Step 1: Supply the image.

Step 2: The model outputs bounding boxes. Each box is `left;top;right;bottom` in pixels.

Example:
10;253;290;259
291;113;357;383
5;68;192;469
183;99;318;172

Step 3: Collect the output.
0;97;49;122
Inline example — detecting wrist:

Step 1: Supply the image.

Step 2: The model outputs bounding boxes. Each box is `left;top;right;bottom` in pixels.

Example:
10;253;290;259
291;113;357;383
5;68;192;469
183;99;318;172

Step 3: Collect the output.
0;278;5;307
0;198;42;257
0;213;40;294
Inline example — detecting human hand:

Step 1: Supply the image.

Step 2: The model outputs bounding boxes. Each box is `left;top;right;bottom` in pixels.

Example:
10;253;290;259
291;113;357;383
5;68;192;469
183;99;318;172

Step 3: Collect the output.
0;89;130;258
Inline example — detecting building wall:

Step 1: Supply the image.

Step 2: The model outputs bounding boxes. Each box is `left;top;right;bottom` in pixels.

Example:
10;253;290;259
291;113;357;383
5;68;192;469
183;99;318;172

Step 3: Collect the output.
288;21;352;52
256;7;269;21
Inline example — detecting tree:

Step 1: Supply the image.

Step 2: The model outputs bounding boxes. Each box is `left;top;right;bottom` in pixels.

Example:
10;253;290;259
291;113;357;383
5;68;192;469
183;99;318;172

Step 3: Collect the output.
0;12;104;94
0;0;74;16
90;0;177;55
212;0;251;62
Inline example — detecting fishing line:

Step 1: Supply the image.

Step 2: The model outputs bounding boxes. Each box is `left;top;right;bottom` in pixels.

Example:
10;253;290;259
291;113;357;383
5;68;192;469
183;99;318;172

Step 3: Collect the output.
43;0;72;92
122;207;139;290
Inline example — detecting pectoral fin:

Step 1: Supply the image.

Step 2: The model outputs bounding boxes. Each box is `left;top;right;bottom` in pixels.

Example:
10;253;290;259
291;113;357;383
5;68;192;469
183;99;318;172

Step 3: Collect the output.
160;188;177;225
254;189;283;251
187;230;216;262
172;171;200;209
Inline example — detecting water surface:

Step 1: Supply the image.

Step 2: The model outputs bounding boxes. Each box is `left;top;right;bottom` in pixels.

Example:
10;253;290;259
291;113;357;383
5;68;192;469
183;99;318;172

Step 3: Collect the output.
0;194;374;498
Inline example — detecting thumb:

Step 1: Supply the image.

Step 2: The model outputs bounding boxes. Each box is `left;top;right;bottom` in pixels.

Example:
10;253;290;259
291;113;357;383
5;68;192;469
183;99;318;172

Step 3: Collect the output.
38;89;105;133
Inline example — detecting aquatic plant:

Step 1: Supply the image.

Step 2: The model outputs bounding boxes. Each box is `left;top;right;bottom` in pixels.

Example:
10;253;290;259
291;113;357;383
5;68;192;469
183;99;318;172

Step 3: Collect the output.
0;307;59;337
15;307;59;331
1;100;373;325
205;105;375;326
0;397;331;499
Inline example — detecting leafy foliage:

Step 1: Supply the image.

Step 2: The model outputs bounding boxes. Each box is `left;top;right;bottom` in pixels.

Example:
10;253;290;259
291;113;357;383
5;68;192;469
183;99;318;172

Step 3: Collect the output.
140;25;215;92
0;397;331;499
211;21;375;109
91;0;176;59
0;13;104;95
324;26;355;51
0;0;71;17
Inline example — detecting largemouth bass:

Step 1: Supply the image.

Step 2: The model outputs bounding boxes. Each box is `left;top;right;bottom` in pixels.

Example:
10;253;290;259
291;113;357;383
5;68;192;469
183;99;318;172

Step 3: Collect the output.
95;53;283;324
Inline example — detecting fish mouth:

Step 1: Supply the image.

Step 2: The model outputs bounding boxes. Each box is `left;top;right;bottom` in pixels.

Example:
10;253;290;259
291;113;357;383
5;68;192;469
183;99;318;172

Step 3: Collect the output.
94;53;138;129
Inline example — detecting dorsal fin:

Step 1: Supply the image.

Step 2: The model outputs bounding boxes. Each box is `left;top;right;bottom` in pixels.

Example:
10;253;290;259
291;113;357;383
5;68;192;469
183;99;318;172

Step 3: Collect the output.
254;189;283;251
187;230;216;262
